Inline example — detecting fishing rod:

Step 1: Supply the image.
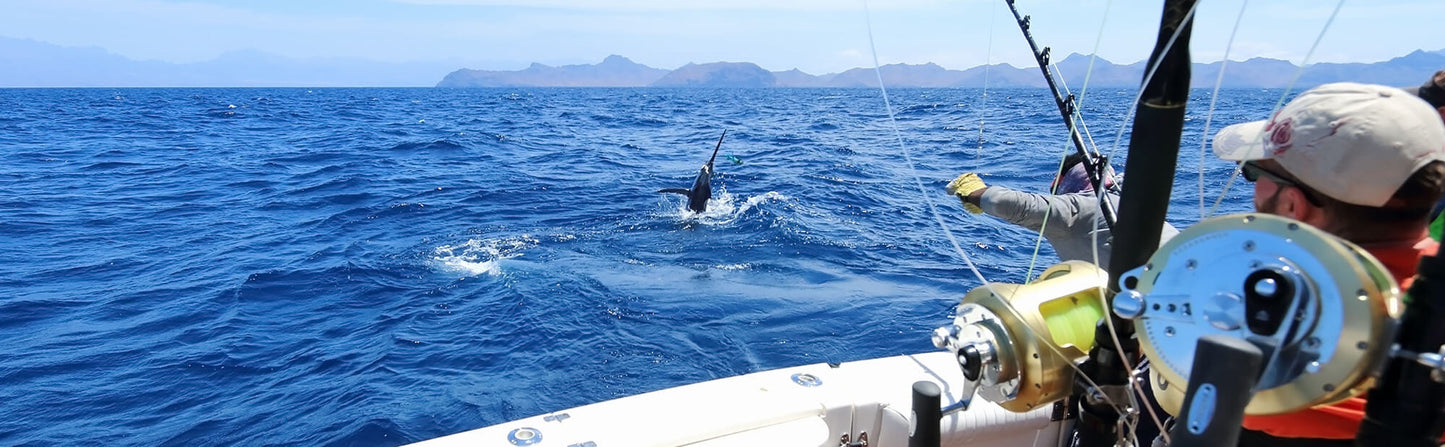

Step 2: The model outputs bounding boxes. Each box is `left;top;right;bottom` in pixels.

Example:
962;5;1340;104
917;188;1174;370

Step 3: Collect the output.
931;3;1433;447
1078;0;1196;445
1003;0;1117;233
924;3;1195;445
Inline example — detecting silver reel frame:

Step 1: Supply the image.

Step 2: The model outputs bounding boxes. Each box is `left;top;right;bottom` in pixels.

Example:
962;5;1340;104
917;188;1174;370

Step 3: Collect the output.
1116;213;1401;415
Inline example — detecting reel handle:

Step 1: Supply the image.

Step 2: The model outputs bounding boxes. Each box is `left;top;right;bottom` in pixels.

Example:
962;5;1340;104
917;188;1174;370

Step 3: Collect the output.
1168;335;1263;447
910;381;942;447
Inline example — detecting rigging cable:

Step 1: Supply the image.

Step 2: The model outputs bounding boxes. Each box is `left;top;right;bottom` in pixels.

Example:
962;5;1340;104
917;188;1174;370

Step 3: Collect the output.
860;0;1131;418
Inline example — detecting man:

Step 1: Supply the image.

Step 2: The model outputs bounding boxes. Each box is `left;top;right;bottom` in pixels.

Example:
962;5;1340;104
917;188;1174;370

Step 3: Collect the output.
1416;69;1445;123
945;153;1178;267
1211;82;1445;445
1408;69;1445;238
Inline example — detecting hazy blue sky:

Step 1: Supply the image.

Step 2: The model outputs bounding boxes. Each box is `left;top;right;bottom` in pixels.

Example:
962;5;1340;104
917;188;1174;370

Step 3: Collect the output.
3;0;1440;74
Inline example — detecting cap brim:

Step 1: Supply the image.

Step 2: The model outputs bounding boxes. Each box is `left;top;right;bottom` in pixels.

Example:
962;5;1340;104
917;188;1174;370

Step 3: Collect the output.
1212;119;1270;161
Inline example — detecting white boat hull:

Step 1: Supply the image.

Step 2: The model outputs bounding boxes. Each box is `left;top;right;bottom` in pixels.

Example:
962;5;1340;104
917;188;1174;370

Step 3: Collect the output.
413;351;1067;447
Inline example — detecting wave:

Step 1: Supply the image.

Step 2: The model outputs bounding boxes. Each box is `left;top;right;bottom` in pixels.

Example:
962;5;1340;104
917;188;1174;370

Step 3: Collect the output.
387;139;466;151
657;190;790;227
0;87;1271;446
431;235;540;277
81;161;144;171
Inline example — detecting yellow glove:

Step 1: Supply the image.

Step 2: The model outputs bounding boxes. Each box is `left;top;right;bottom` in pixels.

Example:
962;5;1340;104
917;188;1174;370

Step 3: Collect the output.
945;173;986;214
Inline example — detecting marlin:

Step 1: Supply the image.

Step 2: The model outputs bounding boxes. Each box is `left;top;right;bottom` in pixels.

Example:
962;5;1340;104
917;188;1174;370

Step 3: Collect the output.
659;130;726;213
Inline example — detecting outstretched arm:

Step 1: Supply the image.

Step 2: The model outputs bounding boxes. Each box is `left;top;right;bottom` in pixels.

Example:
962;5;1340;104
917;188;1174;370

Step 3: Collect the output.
978;187;1090;236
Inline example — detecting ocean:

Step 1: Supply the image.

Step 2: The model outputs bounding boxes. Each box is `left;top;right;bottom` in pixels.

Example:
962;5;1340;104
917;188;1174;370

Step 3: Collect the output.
0;87;1265;445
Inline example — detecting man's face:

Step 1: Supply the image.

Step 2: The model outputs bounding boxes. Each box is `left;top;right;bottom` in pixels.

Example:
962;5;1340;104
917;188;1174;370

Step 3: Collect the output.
1247;159;1297;216
1255;178;1284;214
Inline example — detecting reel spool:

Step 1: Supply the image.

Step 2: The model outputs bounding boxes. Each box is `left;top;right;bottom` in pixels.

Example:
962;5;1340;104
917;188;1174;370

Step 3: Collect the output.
1114;213;1401;416
933;261;1109;412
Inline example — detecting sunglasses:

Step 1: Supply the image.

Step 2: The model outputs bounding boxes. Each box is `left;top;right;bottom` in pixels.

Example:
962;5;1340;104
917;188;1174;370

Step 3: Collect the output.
1240;161;1324;207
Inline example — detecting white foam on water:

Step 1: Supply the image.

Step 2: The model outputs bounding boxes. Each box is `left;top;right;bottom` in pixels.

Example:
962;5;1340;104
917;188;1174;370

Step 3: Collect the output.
660;190;789;225
430;234;539;277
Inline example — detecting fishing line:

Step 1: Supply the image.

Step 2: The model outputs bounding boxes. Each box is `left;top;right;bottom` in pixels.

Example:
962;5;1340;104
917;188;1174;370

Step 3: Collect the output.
1199;0;1251;220
1021;1;1183;441
1021;0;1114;283
955;3;1062;283
1058;67;1106;161
1100;2;1345;441
1052;59;1109;170
1022;30;1110;283
1208;0;1346;219
1074;0;1113;111
1104;1;1201;163
1021;61;1087;282
1272;0;1346;115
976;0;997;159
860;1;998;295
861;0;1131;418
1066;0;1175;440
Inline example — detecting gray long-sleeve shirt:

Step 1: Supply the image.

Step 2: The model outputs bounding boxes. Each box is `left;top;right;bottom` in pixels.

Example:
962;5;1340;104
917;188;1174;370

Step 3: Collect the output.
979;187;1179;266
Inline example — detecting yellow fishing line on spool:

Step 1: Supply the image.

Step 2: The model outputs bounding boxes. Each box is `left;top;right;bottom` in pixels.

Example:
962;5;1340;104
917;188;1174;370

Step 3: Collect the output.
1038;293;1104;351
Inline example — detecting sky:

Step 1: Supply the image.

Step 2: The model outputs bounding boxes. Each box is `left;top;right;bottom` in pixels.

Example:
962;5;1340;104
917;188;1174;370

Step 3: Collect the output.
2;0;1441;74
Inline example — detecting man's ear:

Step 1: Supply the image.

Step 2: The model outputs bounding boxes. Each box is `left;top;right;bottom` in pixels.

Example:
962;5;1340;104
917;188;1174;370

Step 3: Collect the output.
1281;187;1326;225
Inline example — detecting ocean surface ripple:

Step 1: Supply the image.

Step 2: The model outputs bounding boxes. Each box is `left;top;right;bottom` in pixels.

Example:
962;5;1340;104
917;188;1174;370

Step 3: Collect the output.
0;87;1262;445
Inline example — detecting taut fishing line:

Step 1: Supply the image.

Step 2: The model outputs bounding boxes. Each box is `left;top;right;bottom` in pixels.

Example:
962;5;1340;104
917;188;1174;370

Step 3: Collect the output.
1207;0;1347;219
1200;0;1251;220
860;0;1130;417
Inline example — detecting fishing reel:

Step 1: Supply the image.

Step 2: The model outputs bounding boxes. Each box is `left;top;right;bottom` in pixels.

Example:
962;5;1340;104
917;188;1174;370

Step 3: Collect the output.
932;261;1109;413
1114;213;1401;416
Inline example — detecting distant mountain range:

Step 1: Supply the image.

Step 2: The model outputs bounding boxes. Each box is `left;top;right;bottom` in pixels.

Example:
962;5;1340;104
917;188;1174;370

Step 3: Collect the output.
0;36;464;87
440;51;1445;89
2;34;1441;89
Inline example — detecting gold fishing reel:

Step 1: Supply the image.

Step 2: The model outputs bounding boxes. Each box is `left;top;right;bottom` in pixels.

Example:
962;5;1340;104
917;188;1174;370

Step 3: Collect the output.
932;261;1109;412
1114;213;1401;416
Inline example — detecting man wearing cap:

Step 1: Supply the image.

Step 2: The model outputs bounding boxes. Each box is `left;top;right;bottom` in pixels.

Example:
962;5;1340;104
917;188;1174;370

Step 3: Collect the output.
943;153;1178;267
1212;82;1445;445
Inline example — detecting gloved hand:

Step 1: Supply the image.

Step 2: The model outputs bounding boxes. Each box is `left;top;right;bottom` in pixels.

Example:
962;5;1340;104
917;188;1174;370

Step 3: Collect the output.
945;173;986;214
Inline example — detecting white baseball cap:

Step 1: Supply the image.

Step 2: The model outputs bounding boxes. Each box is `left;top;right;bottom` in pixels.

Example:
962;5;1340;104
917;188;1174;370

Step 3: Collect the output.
1213;82;1445;207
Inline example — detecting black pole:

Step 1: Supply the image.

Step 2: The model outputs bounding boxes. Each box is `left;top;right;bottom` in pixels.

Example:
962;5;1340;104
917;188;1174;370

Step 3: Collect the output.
1356;254;1445;446
1003;0;1117;232
1074;1;1195;446
1106;0;1194;316
910;381;942;447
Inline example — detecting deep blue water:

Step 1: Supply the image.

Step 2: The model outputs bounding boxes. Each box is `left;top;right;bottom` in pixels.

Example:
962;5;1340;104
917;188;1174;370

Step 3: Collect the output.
0;87;1263;446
